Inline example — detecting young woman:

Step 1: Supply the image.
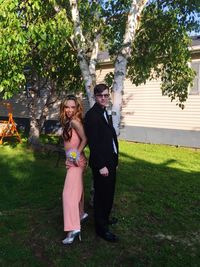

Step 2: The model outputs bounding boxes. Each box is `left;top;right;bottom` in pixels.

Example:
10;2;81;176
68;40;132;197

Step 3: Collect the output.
60;95;88;245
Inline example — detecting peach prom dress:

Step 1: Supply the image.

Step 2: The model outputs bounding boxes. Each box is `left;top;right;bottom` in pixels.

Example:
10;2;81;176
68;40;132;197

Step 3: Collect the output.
62;128;87;232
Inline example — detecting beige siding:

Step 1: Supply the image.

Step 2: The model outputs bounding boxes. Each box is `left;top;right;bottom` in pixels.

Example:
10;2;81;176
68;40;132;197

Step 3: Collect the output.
96;66;200;132
0;94;28;119
0;92;60;120
0;93;89;120
1;55;199;147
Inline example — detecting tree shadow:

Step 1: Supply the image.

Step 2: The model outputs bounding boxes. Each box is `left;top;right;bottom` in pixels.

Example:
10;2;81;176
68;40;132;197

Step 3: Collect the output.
0;145;200;266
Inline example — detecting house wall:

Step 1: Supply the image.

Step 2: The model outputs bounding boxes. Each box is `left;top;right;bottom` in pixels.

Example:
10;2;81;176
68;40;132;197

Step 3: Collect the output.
0;92;89;134
96;60;200;148
0;91;89;120
0;92;60;120
1;48;199;148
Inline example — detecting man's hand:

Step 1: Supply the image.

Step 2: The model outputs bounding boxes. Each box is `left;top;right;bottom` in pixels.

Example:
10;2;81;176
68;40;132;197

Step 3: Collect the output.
99;166;109;176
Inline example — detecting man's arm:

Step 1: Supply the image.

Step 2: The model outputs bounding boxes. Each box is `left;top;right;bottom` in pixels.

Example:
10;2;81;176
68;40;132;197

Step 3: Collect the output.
84;112;107;170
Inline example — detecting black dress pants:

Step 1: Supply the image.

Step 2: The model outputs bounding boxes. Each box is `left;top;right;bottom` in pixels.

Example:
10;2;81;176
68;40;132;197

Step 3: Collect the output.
92;158;117;235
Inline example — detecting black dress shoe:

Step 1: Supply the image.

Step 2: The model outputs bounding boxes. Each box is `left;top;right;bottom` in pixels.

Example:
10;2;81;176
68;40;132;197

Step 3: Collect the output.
97;231;119;242
109;217;118;225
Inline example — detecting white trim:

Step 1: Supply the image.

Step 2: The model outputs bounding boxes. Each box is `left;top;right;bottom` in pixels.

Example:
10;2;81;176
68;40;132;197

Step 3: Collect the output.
190;60;200;95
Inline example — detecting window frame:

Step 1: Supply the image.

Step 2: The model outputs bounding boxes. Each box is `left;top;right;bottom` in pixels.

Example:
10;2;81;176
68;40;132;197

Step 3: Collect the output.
189;60;200;95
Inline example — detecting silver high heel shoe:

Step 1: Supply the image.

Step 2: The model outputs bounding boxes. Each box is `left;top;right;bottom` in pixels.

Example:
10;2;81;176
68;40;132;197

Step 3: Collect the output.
62;230;81;245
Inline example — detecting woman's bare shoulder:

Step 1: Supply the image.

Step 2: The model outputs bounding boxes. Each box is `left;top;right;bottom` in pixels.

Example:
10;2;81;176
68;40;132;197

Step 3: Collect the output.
70;118;82;128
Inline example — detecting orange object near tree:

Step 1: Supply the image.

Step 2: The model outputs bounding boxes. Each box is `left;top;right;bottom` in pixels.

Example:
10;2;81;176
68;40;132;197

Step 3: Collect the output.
0;102;22;144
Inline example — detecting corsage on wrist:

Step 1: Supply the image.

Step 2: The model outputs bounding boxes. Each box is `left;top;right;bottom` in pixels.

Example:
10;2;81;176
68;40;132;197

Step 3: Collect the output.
65;149;80;162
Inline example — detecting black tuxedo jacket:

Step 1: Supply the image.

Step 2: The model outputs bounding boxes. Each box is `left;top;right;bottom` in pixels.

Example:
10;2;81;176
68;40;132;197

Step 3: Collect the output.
84;102;118;169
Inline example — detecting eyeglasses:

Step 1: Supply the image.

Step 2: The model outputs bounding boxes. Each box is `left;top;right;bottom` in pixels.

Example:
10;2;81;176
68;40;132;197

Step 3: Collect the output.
95;94;110;98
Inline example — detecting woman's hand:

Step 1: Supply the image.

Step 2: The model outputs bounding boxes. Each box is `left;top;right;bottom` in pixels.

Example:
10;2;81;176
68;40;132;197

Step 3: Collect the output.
74;159;80;167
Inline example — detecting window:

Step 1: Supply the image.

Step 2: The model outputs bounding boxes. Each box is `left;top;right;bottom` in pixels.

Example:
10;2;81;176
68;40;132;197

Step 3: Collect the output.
190;61;200;95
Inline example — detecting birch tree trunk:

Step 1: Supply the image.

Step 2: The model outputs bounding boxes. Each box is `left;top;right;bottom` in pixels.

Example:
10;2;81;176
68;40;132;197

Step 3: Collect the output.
69;0;99;107
112;0;148;135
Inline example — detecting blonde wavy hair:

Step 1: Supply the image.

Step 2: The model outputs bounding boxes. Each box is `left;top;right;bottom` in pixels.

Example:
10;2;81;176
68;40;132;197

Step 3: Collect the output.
60;95;83;141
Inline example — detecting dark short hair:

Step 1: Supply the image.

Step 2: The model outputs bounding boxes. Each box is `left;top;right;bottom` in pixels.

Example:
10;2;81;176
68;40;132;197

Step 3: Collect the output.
94;84;109;95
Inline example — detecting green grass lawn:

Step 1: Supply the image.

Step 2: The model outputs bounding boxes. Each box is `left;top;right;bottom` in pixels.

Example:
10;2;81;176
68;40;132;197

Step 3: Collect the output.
0;140;200;267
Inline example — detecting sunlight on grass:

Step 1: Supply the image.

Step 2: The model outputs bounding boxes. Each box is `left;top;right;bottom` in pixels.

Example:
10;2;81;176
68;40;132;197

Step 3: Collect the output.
0;145;35;182
0;141;200;267
120;140;200;173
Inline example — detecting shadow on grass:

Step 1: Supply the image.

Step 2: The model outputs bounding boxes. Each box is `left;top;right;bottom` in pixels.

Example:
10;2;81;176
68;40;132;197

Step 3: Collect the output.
0;144;200;267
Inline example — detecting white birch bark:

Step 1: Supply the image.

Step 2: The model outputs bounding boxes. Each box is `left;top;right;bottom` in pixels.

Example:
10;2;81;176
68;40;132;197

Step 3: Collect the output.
112;0;148;135
89;33;100;90
78;53;95;107
69;0;99;107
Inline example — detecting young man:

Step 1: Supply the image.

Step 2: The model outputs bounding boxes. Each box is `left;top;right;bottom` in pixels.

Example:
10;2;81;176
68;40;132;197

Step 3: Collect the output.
84;84;119;242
